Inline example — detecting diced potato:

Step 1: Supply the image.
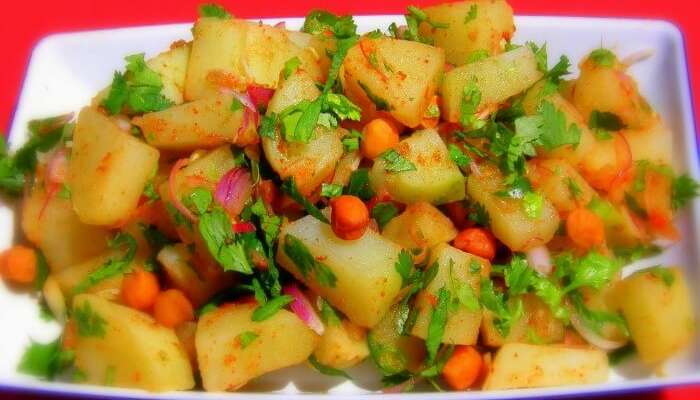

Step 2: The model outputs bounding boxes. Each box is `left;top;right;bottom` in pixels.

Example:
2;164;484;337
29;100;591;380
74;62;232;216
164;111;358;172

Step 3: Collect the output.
483;343;608;389
53;251;139;302
481;294;565;347
382;202;458;256
340;37;444;127
132;93;257;151
419;0;514;66
467;163;559;251
522;81;597;167
73;294;194;391
169;145;240;202
158;244;233;307
21;184;110;271
146;42;191;105
411;244;490;345
609;267;694;365
276;214;403;328
367;304;426;375
184;17;248;100
575;287;629;344
528;158;596;213
442;46;543;122
68;107;159;226
622;118;673;165
196;302;319;391
42;276;66;323
572;51;655;130
314;319;369;369
263;72;344;195
370;129;465;205
185;18;324;100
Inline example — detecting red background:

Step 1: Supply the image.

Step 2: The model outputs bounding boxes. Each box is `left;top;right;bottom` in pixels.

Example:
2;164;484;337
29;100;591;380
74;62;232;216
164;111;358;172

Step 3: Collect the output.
1;0;698;399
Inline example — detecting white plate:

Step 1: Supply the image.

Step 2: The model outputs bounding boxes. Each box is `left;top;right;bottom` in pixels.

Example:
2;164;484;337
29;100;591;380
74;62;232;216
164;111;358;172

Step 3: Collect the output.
1;14;700;400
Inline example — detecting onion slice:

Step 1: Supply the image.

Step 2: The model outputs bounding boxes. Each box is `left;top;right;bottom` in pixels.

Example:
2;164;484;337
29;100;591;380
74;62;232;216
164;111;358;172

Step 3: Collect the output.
168;158;198;222
283;284;325;336
570;313;627;351
247;85;275;110
46;148;68;185
228;90;260;137
214;167;253;217
526;245;553;276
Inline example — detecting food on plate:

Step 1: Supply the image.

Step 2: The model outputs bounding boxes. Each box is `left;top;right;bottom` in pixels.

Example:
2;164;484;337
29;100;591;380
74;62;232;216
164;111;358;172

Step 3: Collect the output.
1;0;697;394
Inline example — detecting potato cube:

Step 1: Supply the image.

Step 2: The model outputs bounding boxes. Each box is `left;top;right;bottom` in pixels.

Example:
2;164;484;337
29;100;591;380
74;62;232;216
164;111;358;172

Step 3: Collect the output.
382;202;458;255
68;107;159;226
314;319;369;369
276;214;403;328
196;303;319;391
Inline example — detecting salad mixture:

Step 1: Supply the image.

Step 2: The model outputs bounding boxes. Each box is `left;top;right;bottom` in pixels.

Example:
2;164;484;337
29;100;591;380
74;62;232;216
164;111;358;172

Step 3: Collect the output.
1;0;698;393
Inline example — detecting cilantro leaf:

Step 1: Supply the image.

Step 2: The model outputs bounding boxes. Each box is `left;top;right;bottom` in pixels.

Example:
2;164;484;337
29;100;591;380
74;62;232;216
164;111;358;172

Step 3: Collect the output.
283;234;337;287
250;199;282;249
198;209;254;274
102;54;172;115
185;187;213;215
199;3;231;19
394;250;414;287
372;202;399;229
570;290;629;337
33;250;49;290
302;10;357;38
252;295;294;321
325;93;362;121
73;233;137;293
345;168;375;200
589;48;617;67
448;144;471;169
468;202;490;226
561;252;620;293
527;42;548;73
319;298;341;326
379;149;416;173
325;36;359;92
522;191;544;219
142;181;159;202
358;81;391;111
637;265;675;287
259;113;278;139
18;339;74;380
283;56;301;79
464;4;478;23
281;178;329;223
425;287;450;364
342;129;362;152
237;331;259;349
466;49;489;64
73;302;107;338
321;183;343;198
480;278;523;337
308;355;353;379
589;110;625;132
102;72;129;115
671;174;699;210
538;101;581;149
459;80;484;129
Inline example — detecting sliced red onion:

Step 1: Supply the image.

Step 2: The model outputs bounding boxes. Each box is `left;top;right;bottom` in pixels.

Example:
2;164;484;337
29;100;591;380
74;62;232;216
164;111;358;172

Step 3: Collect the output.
273;21;286;29
46;148;68;185
168;158;197;222
232;221;256;234
570;313;627;351
113;115;131;132
283;284;325;336
247;85;275;110
526;245;553;276
214;167;253;217
228;90;260;137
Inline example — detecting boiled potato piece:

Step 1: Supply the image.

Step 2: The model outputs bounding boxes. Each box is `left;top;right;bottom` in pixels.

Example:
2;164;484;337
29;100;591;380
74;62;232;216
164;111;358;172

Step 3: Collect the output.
340;37;444;127
72;294;194;391
196;303;319;391
382;202;458;256
411;244;490;345
68;107;159;226
622;118;673;166
572;50;655;130
132;93;257;151
610;267;694;365
367;304;426;375
484;343;608;389
54;251;136;302
185;17;248;100
481;294;565;347
528;158;596;213
21;184;110;271
314;319;369;369
146;41;191;105
158;244;232;307
419;0;514;66
263;71;344;195
185;18;323;100
442;46;543;122
522;81;597;167
276;214;403;328
370;129;465;205
467;163;559;251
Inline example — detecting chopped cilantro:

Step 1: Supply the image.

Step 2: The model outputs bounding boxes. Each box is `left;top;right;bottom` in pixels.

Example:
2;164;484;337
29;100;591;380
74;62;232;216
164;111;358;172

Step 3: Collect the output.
238;331;259;349
230;97;243;113
372;202;399;229
73;233;137;294
252;295;294;321
394;250;414;287
358;81;391;111
73;302;107;338
567;178;582;200
589;110;625;132
284;234;337;287
259;113;278;139
589;48;617;67
185;187;213;215
537;101;581;149
459;79;484;130
342;129;362;152
522;191;544;219
309;355;353;379
468;202;490;226
18;339;74;380
425;287;450;364
302;10;357;38
281;178;329;223
321;183;343;198
198;209;253;274
671;174;699;210
283;56;301;79
199;3;231;19
379;149;416;173
319;298;341;326
102;53;173;115
640;265;675;287
448;144;471;169
464;4;478;23
345;168;375;200
466;49;489;64
142;181;159;202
